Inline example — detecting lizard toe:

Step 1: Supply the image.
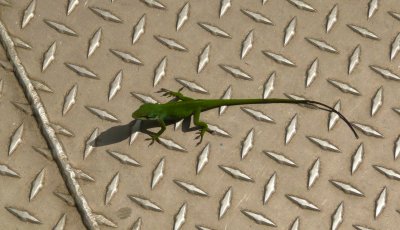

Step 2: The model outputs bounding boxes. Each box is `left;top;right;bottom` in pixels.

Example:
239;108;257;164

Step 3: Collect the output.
157;88;167;94
196;136;204;145
145;138;154;146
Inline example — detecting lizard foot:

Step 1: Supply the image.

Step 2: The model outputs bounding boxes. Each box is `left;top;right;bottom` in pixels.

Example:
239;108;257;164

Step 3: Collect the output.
145;134;160;146
157;88;174;98
194;129;208;145
157;88;185;98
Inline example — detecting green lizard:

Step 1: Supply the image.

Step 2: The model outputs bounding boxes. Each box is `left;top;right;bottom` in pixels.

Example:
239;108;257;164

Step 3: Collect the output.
132;88;359;145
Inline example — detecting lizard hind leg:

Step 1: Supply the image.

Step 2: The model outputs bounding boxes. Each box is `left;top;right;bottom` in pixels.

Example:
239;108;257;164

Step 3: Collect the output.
193;109;210;145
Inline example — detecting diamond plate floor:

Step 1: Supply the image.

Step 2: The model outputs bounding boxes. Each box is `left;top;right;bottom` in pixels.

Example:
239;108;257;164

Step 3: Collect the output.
0;0;400;229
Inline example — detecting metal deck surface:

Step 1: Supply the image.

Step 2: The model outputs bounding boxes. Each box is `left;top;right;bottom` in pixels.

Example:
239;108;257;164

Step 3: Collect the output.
0;0;399;229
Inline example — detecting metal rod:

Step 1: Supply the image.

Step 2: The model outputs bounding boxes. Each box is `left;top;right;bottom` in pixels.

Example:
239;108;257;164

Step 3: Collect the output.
0;19;99;230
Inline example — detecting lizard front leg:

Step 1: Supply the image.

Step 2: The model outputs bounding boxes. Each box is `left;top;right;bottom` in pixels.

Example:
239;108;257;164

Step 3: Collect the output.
193;109;209;145
146;118;166;145
158;88;193;101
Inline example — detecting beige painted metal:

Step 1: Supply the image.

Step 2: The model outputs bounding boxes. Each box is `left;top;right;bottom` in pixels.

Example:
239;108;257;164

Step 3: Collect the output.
0;0;400;229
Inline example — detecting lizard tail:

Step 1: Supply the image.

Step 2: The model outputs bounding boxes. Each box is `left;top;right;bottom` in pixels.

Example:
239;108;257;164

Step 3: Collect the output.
205;98;358;139
302;100;359;139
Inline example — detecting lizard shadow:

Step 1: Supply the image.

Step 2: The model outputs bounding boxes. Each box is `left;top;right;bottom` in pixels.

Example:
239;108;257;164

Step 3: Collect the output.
93;117;197;147
93;96;200;147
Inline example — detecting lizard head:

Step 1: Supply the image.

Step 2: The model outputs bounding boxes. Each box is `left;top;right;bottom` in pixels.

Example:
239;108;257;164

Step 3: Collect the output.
132;103;158;120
